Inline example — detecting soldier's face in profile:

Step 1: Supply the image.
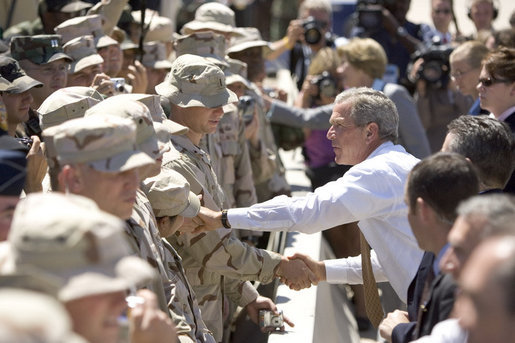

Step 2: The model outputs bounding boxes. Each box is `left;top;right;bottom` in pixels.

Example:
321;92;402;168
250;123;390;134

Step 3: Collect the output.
19;59;68;108
71;164;140;220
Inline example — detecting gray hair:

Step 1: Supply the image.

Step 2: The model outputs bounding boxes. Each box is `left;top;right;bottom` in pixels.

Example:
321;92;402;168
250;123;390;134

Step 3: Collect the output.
298;0;333;17
335;87;399;143
490;237;515;315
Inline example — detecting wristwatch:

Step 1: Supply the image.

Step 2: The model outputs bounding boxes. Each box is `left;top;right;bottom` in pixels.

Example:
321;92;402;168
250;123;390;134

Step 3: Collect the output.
221;209;231;229
396;26;408;38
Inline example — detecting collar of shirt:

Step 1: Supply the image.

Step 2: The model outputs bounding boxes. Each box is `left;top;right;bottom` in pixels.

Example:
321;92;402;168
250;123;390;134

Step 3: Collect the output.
433;243;449;276
497;105;515;122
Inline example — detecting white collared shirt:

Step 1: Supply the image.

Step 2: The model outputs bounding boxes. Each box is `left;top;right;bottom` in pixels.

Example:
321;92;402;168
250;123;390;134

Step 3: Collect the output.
228;142;424;302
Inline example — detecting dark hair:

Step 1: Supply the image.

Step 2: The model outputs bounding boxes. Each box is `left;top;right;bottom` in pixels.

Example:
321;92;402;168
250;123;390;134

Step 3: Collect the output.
446;115;514;189
482;47;515;81
407;152;479;223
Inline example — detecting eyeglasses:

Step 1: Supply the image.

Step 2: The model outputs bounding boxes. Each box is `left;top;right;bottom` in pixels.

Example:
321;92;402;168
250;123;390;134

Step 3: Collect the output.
450;68;475;80
478;77;512;87
433;9;452;15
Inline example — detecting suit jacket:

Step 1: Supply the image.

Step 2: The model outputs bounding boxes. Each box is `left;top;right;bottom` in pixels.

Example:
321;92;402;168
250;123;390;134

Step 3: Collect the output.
503;111;515;194
392;252;457;343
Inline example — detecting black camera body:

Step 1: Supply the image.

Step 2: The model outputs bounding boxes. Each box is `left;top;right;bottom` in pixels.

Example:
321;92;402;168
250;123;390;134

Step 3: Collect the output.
310;71;337;99
412;44;453;88
356;0;384;33
303;16;324;45
238;95;255;126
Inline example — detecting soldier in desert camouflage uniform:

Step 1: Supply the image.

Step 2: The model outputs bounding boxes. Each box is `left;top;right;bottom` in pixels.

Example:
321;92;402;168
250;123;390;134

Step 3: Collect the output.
83;95;216;343
156;54;311;341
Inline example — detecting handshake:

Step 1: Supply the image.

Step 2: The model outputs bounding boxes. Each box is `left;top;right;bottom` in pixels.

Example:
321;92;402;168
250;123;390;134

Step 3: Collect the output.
180;206;328;291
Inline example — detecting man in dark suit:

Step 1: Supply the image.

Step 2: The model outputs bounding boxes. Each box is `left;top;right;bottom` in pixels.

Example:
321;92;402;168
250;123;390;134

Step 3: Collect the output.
379;152;480;343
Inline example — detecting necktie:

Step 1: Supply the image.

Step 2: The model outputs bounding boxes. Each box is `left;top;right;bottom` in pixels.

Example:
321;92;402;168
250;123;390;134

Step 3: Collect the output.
413;267;436;338
359;231;384;327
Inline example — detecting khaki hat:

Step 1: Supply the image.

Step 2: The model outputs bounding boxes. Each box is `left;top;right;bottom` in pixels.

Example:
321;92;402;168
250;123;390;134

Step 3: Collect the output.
225;57;250;88
174;31;229;68
10;35;72;65
85;96;161;160
0;288;87;343
41;0;92;13
63;35;104;74
87;0;128;35
143;169;200;218
55;14;119;48
181;2;237;35
155;54;238;108
152;121;172;157
9;192;155;302
110;26;127;44
41;125;60;169
0;57;43;94
131;11;174;43
141;41;173;69
38;86;103;130
52;115;154;172
227;27;271;56
0;76;11;91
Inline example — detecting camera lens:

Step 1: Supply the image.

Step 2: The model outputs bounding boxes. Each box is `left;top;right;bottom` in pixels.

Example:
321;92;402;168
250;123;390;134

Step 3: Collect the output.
304;27;322;44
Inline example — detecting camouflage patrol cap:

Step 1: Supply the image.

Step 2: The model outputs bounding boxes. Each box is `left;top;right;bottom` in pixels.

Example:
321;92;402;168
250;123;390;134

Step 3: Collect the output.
63;35;104;74
0;76;10;91
0;57;43;94
85;97;162;160
155;54;238;108
227;27;271;56
10;35;72;65
225;57;250;88
38;86;103;130
41;0;92;13
143;169;201;218
9;192;155;302
181;2;237;35
52;115;154;172
174;32;229;68
41;125;59;169
131;11;174;43
55;14;118;48
141;42;173;70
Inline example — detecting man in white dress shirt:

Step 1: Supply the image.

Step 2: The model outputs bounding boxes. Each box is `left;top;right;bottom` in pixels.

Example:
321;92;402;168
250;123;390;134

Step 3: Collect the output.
192;87;424;304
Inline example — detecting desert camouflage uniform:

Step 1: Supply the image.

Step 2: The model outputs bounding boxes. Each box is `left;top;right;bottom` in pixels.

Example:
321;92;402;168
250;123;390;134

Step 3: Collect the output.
247;83;290;201
126;189;215;343
202;103;257;209
162;134;282;341
3;18;44;39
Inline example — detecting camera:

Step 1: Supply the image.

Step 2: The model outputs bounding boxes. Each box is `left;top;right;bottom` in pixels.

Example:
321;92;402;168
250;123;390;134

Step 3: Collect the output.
16;137;33;149
356;0;384;33
303;16;325;45
411;43;453;88
259;310;284;330
110;77;126;94
310;71;337;99
238;95;255;126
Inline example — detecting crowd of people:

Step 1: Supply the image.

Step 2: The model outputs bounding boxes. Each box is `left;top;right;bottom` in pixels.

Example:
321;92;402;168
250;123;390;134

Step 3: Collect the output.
0;0;514;342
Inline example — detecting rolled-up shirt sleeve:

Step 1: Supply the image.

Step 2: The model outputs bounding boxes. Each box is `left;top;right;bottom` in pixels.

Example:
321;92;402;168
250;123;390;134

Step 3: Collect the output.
324;250;389;284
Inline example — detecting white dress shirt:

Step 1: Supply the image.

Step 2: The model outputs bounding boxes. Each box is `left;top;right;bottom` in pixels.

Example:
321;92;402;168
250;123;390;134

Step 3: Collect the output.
412;319;468;343
228;142;424;302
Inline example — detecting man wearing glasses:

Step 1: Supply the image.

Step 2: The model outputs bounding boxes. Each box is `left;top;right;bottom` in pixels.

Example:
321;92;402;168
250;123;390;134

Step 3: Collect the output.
477;47;515;193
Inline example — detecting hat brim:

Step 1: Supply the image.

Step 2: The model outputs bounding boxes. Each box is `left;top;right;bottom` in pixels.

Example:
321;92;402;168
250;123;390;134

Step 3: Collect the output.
145;60;173;70
138;135;161;160
162;119;188;135
58;256;154;302
227;41;271;56
59;1;92;13
96;35;119;49
46;52;73;64
88;148;154;173
181;21;235;34
69;54;104;74
155;83;238;108
181;191;200;218
225;73;250;88
7;75;43;93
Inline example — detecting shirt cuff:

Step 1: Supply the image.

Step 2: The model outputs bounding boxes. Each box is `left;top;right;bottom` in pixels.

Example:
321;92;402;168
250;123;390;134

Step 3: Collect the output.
239;281;259;307
324;258;350;284
227;208;252;230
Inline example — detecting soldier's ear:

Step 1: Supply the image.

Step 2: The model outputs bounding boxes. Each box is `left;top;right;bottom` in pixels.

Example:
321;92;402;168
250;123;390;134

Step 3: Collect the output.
58;164;84;194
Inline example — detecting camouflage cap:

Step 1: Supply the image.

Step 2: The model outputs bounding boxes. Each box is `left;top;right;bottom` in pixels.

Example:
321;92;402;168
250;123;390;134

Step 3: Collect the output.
55;14;118;48
225;57;250;88
174;32;229;68
9;192;155;302
52;115;154;172
152;121;172;157
63;35;104;74
0;76;10;91
111;93;168;123
110;26;126;44
143;169;200;218
41;125;60;169
10;35;72;65
0;57;43;94
0;288;87;343
84;96;161;160
87;0;128;35
131;11;174;43
181;2;237;35
38;86;103;130
155;54;238;108
41;0;92;13
141;41;173;70
227;27;271;56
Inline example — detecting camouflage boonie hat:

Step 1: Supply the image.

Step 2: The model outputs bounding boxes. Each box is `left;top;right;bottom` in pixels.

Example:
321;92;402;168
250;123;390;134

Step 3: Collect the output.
174;32;229;68
10;35;72;65
85;96;162;160
55;14;118;48
63;35;104;74
141;42;173;70
41;0;92;13
9;192;155;302
143;169;201;218
181;2;238;35
0;57;43;94
131;12;174;43
225;57;250;88
227;27;271;56
38;86;103;130
52;115;154;172
155;54;238;108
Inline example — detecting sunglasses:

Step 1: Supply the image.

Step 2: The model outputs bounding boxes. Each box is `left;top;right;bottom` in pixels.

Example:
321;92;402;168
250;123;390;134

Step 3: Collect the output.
478;77;511;87
434;9;451;14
